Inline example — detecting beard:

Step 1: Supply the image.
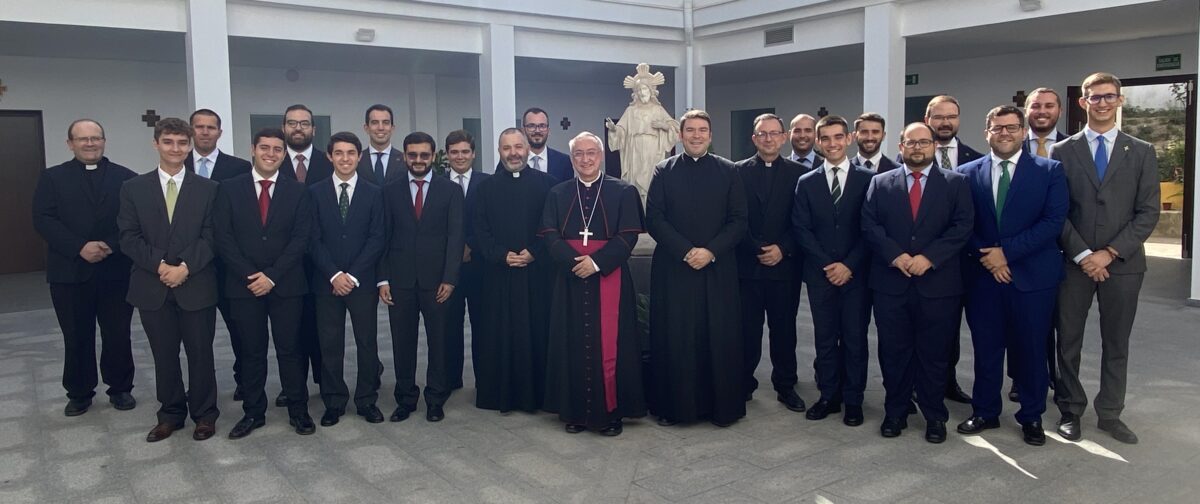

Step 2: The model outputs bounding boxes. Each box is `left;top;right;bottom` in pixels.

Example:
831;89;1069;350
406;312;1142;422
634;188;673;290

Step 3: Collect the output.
903;153;933;170
287;133;312;151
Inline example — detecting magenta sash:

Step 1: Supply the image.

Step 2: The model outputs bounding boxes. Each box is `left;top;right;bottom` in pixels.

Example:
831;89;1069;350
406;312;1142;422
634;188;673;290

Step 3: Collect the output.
567;239;620;412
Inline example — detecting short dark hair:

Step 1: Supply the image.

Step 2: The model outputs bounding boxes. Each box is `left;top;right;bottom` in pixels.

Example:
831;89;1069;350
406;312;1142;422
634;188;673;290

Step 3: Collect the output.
364;104;393;125
815;115;850;137
985;105;1026;129
752;113;785;132
853;112;886;131
403;131;436;152
445;130;475;152
190;108;222;128
327;131;362;155
67;119;105;140
253;127;286;147
522;107;548;124
1025;88;1062;108
154;117;193;141
679;109;711;128
284;104;313;119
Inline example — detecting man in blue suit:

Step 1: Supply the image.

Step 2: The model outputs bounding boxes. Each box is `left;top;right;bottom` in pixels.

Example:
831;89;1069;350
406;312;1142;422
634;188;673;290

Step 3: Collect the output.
523;107;573;183
443;130;490;390
955;106;1067;446
308;132;386;427
862;122;974;443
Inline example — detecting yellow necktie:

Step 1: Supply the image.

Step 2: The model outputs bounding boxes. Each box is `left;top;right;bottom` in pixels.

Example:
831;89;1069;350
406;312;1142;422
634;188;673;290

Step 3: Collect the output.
1036;137;1048;158
166;178;178;223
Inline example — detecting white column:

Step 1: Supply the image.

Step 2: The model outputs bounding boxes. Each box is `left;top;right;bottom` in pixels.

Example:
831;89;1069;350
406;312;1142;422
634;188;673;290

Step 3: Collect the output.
674;63;688;118
862;3;905;152
185;0;235;154
690;51;706;112
1190;28;1200;304
479;24;516;173
409;73;439;138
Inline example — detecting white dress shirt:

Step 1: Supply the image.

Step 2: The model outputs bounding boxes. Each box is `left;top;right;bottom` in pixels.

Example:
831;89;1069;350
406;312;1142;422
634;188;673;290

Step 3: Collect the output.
287;145;314;171
408;171;431;205
369;145;393;176
450;169;472;196
825;158;850;194
192;149;220;178
936;137;960;169
854;152;884;172
989;150;1021;202
1026;130;1058;158
528;150;549;173
157;166;185;198
252;169;279;198
333;172;358;203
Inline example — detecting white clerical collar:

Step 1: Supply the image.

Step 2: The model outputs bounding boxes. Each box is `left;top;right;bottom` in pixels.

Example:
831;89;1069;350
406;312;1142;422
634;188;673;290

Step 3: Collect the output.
84;164;98;171
578;174;602;187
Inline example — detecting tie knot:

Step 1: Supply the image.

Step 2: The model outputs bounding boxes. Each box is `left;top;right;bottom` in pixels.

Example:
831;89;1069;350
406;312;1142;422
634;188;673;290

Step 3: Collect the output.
1001;160;1011;169
830;166;839;174
259;180;272;190
413;179;425;188
167;178;177;187
340;182;349;189
911;171;923;181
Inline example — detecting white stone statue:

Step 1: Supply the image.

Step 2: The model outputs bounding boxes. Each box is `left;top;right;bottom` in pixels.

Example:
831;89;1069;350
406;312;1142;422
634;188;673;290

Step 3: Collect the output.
605;63;680;205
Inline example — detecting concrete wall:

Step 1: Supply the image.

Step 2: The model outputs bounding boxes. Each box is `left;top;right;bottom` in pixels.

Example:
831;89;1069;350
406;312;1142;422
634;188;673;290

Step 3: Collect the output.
516;78;679;156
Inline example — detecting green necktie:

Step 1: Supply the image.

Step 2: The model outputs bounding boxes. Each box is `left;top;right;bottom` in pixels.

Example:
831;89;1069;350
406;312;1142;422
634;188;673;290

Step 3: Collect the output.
166;178;178;223
995;160;1011;225
338;182;350;222
939;146;952;169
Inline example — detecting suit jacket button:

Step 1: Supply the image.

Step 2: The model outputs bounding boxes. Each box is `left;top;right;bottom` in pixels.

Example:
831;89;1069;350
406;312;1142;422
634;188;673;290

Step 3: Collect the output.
262;236;267;241
342;234;347;239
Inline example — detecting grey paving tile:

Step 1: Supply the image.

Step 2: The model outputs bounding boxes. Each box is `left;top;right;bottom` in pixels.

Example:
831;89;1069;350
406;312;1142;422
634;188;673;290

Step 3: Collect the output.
634;455;761;501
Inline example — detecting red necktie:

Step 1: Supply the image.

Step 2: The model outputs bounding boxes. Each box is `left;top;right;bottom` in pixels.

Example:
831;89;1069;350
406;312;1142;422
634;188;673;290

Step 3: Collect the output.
413;179;425;220
909;171;923;220
294;154;307;183
258;180;272;225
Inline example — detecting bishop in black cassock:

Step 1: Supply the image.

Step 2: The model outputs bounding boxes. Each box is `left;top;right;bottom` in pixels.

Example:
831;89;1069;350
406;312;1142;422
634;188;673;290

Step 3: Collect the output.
539;133;647;436
472;132;556;413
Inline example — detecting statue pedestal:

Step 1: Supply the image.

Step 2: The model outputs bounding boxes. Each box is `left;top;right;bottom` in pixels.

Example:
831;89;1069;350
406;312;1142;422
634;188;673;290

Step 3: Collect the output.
628;233;655;297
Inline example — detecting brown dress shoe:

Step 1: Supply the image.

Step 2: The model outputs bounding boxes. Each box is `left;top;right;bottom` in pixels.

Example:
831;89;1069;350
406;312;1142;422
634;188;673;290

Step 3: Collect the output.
193;420;217;441
146;422;183;443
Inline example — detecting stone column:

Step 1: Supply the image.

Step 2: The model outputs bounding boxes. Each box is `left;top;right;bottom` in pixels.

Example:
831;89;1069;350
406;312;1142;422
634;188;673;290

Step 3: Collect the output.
185;0;235;154
409;73;439;138
479;23;516;173
862;2;905;150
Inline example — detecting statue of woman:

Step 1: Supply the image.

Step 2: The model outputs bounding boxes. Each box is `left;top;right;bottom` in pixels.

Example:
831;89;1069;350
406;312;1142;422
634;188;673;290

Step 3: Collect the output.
605;64;680;205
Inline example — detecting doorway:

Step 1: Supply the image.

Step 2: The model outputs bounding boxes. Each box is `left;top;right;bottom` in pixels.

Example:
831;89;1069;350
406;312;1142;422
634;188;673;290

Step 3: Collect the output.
1068;75;1197;259
0;110;48;274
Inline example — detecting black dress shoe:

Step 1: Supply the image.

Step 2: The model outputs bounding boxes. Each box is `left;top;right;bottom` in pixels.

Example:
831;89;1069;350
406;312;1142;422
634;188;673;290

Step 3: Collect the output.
925;420;947;443
1056;412;1082;441
599;420;623;437
565;424;586;434
1008;384;1020;403
842;405;864;427
357;405;385;424
1022;421;1046;446
880;416;907;437
656;416;677;427
109;392;136;411
275;392;288;408
956;416;1001;434
320;409;343;427
389;406;412;422
233;387;244;401
945;383;972;404
426;405;445;422
710;419;735;428
64;398;92;417
146;421;184;442
227;416;265;440
1097;419;1139;444
805;399;841;420
289;414;317;435
777;390;806;412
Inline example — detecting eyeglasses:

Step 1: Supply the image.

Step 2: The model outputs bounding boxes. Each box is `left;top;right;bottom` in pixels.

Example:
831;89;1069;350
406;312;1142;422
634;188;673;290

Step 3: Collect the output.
524;124;550;131
901;139;934;148
987;124;1023;134
285;120;313;129
753;131;786;139
928;115;959;122
405;152;433;160
72;136;105;144
1084;93;1121;105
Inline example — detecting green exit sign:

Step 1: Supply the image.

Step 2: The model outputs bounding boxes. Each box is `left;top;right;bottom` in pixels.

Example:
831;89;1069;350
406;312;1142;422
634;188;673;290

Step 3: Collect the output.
905;73;919;86
1156;54;1181;71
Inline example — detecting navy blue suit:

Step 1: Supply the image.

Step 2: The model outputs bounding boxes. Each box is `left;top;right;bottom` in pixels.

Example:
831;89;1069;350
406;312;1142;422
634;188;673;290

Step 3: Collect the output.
862;165;974;422
308;176;386;412
444;170;491;390
792;164;874;406
958;152;1067;424
851;155;899;174
544;148;573;183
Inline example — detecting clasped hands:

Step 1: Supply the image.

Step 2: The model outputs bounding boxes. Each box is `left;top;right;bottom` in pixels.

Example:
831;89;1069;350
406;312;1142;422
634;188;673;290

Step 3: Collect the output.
506;249;535;268
684;247;715;270
79;241;112;263
978;247;1012;284
1080;248;1115;282
157;262;190;289
891;253;933;278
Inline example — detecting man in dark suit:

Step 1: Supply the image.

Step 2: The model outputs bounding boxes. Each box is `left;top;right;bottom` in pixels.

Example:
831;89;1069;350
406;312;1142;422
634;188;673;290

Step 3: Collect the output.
118;118;221;442
443;129;489;390
733;113;806;412
792;115;874;427
1023;88;1069;159
924;95;981;404
32;119;137;417
788;113;825;171
851;113;899;174
862;122;974;443
356;104;405;186
277;104;331;407
956;106;1068;446
309;132;387;427
184;108;252;400
522;107;573;182
377;132;465;423
215;128;314;438
1053;72;1159;445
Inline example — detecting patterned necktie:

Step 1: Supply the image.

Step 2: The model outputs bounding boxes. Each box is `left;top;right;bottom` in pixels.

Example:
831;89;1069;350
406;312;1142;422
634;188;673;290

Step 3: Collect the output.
531;156;542;172
258;180;272;225
197;157;210;178
294;154;307;183
939;146;952;169
1036;137;1049;158
165;178;178;223
374;152;385;182
1094;136;1108;181
338;182;350;222
909;171;923;220
829;166;842;203
457;174;467;195
996;161;1011;225
412;179;426;220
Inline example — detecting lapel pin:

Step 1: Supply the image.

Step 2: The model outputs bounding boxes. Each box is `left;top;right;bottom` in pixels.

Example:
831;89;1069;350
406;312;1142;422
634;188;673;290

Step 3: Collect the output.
1123;145;1129;152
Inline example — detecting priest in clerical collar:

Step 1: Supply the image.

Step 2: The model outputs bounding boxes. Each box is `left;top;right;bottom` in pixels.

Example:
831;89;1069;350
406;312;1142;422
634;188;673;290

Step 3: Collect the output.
539;131;647;436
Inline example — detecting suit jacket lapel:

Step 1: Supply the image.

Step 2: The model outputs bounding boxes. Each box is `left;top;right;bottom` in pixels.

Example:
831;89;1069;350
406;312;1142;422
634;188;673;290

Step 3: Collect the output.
973;158;998;226
914;168;943;228
1068;134;1101;190
1101;133;1132;190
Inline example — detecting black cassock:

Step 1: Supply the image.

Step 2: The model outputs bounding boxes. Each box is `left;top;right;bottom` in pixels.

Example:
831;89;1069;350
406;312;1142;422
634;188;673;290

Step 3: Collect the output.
539;176;647;428
472;166;555;412
646;153;749;424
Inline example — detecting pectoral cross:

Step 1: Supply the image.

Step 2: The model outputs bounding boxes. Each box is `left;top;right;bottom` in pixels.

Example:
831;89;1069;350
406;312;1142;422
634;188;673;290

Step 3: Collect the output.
579;228;593;246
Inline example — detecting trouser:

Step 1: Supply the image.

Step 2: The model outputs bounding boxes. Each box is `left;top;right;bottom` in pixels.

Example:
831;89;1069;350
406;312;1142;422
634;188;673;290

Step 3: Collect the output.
49;279;134;401
232;294;307;419
966;281;1054;424
139;296;218;424
316;292;382;411
807;279;871;406
388;287;451;409
739;279;799;395
874;287;959;422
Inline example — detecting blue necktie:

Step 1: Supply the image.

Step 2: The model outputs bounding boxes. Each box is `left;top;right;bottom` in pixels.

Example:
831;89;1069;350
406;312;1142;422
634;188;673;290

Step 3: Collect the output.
198;157;210;178
374;152;385;182
1094;136;1108;181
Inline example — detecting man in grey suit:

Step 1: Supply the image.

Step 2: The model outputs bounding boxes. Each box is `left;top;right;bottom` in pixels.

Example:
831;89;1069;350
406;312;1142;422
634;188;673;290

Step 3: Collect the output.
357;104;405;186
1053;72;1159;445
